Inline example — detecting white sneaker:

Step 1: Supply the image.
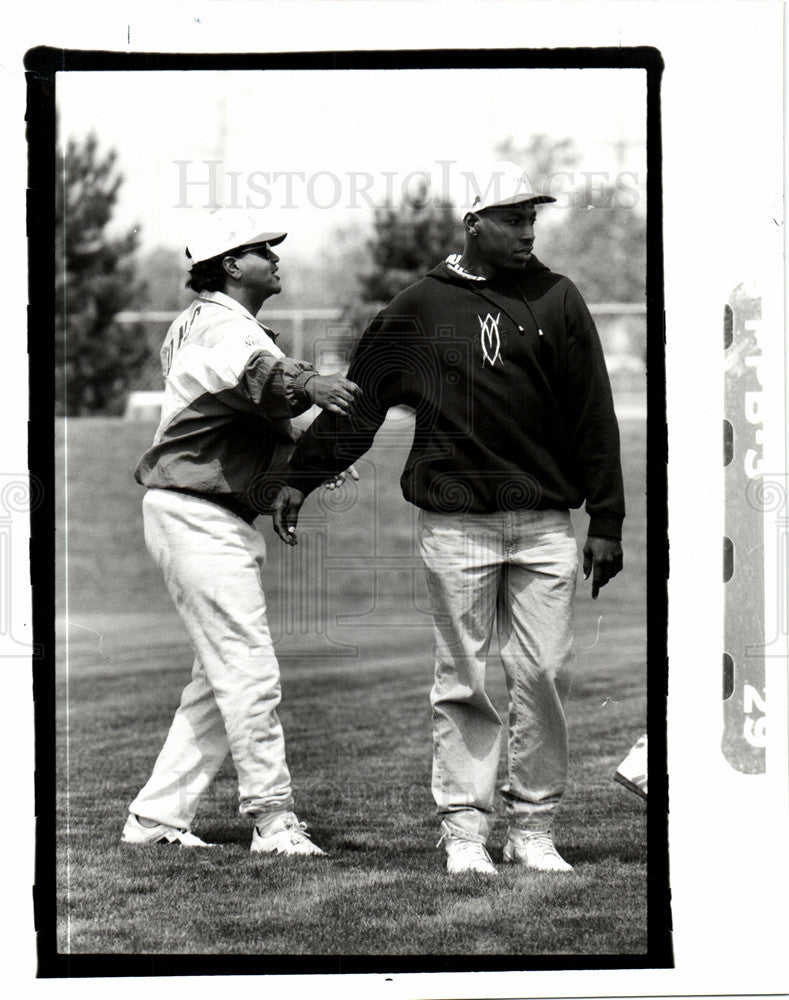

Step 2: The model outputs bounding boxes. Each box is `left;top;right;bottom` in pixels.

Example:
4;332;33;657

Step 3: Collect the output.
121;813;215;847
250;811;327;857
437;828;498;875
503;829;573;872
615;733;648;799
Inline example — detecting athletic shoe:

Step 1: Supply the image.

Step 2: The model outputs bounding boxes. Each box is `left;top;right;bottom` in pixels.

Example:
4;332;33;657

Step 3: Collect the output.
503;828;573;872
615;733;648;799
250;811;327;856
121;813;215;847
436;827;498;875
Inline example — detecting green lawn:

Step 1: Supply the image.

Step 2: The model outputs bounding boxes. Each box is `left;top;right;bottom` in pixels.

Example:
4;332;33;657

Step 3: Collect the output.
54;414;651;960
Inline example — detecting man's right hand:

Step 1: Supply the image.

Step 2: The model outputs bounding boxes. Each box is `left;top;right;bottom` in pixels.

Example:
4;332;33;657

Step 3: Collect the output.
272;485;306;545
305;373;361;416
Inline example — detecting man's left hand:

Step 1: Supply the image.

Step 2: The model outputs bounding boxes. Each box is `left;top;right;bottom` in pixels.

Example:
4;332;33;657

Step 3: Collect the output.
583;536;623;599
272;485;306;545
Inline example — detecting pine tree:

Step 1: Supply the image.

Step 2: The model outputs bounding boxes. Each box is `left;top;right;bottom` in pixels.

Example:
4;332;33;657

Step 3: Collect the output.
358;179;460;308
55;132;149;415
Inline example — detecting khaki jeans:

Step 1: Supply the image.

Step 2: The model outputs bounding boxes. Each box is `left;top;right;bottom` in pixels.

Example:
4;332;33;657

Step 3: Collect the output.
419;508;578;843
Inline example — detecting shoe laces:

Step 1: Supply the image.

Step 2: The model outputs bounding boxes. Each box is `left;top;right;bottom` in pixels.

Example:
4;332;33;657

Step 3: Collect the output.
283;818;313;845
262;814;314;845
518;831;560;859
437;833;493;865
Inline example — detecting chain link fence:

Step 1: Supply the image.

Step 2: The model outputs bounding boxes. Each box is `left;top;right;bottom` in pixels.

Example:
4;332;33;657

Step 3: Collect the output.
118;305;646;422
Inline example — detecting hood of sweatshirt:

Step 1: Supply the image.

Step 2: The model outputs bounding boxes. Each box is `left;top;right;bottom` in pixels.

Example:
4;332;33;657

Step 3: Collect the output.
425;254;554;338
426;253;551;290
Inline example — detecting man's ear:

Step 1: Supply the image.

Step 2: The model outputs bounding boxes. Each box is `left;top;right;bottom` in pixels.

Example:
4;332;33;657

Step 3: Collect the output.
222;254;241;279
464;212;480;237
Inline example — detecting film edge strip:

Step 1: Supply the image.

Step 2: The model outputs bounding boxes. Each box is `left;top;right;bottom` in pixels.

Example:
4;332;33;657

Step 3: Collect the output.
723;282;766;774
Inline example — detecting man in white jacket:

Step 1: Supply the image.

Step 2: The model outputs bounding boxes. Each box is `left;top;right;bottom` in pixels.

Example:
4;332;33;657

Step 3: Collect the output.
122;209;359;855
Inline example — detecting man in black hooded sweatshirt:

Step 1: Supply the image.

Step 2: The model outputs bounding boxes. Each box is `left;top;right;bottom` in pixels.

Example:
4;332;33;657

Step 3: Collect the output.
273;161;625;875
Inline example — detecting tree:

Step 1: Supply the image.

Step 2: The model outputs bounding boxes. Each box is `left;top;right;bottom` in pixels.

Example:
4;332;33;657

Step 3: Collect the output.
540;199;646;303
135;246;193;315
497;133;582;190
55;132;149;415
496;134;646;303
358;179;460;307
356;137;645;315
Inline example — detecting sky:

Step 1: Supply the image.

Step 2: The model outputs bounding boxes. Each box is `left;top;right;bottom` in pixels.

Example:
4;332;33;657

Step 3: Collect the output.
57;67;647;256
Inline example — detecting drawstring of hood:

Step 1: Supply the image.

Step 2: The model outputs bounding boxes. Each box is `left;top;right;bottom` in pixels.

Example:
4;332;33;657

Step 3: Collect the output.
514;285;545;338
466;283;525;332
440;254;545;339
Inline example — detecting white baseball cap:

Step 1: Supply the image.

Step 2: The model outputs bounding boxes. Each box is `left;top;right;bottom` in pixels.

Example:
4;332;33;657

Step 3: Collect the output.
186;209;287;265
464;160;556;215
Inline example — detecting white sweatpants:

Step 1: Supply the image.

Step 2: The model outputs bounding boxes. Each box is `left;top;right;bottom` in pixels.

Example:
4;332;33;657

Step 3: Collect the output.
129;489;294;828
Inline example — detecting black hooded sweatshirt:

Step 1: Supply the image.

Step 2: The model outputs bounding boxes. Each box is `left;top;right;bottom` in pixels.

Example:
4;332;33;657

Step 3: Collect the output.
285;256;625;539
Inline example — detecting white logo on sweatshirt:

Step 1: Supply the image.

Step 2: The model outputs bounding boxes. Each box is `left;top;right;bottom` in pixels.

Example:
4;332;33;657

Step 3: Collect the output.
478;312;503;366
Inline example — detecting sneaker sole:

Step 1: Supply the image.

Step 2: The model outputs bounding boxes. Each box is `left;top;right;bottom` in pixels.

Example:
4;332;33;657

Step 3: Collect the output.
503;859;573;872
502;847;573;872
446;866;498;876
251;850;327;857
250;843;327;857
121;838;216;848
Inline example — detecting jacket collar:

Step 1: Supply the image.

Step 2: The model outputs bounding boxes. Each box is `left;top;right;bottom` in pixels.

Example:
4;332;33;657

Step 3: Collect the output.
198;290;278;340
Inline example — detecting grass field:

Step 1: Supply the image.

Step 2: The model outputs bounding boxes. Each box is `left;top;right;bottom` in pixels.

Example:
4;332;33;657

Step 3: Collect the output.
54;412;650;961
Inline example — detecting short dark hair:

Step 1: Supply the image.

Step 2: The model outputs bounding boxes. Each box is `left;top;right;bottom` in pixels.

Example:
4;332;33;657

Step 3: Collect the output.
185;253;229;293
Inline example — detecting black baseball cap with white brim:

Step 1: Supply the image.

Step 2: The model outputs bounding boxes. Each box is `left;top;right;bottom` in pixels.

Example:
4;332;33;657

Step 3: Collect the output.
186;209;287;265
464;160;556;215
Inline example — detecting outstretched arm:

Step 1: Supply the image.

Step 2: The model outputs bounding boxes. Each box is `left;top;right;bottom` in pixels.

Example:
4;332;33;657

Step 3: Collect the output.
280;308;412;511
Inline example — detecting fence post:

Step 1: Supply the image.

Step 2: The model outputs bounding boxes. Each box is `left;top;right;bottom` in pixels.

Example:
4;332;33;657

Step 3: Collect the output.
291;311;304;360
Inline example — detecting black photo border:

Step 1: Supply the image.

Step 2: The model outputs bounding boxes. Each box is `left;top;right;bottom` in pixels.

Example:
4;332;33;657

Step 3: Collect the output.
27;44;669;978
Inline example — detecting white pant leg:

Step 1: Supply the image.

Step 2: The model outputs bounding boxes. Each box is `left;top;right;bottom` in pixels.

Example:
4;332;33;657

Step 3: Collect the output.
419;510;505;844
497;509;578;831
130;657;230;827
129;489;294;828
